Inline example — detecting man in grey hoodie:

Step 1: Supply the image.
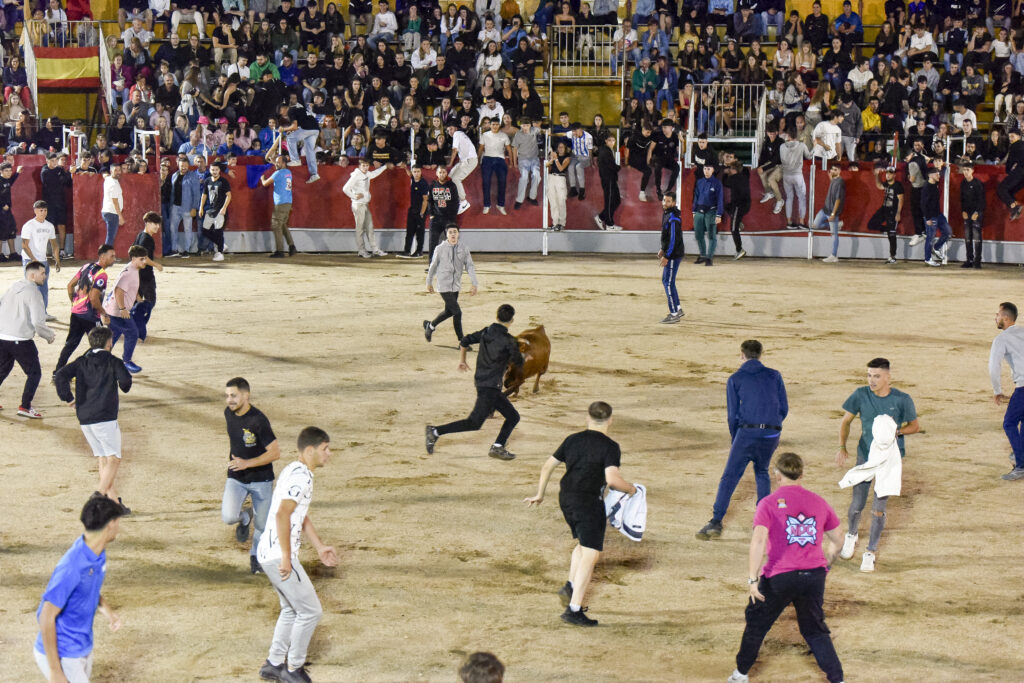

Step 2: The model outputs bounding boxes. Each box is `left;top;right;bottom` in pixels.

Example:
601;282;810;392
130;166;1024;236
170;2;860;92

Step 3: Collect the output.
837;93;863;168
424;225;479;344
779;130;812;230
0;261;56;418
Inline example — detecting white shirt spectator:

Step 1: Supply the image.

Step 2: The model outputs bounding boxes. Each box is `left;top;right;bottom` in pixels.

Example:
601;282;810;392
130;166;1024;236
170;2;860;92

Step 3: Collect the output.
372;8;398;34
148;0;170;14
101;176;123;215
342;165;387;206
478;27;500;45
613;26;637;51
953;108;977;131
225;61;250;80
477;101;504;125
411;46;437;70
475;0;501;23
256;461;314;563
847;65;872;92
451;130;478;161
909;31;936;54
121;25;153;47
476;51;503;77
20;217;55;262
811;120;842;158
480;129;510;158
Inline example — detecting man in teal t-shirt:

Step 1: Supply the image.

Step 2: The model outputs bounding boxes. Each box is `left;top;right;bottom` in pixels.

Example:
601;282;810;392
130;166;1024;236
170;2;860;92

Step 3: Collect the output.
835;357;920;573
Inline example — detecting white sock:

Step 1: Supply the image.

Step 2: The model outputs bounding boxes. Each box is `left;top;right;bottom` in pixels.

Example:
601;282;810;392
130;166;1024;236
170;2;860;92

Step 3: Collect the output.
429;323;435;330
431;427;439;437
268;658;284;667
492;443;502;448
569;603;581;612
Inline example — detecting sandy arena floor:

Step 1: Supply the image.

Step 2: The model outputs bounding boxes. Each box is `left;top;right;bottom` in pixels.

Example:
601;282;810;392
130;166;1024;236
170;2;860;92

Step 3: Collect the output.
0;253;1021;682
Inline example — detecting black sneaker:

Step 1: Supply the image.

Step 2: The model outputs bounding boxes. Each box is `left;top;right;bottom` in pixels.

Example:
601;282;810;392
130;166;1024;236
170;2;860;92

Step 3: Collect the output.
557;581;573;606
288;245;297;256
560;606;598;627
694;256;705;264
270;251;285;258
423;320;433;342
280;666;312;683
696;519;722;540
568;187;578;198
578;190;585;201
258;659;285;681
236;510;251;542
425;425;438;454
488;445;516;460
514;201;522;209
704;258;713;267
960;261;973;268
1012;205;1023;221
118;498;132;515
973;262;982;269
529;197;539;206
251;555;264;574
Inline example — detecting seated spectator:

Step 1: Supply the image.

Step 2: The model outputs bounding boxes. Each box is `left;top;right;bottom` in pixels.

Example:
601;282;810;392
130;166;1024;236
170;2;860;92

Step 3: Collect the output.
301;2;328;52
905;23;937;70
803;0;830;51
832;0;863;46
272;17;300;65
349;0;373;39
368;0;398;49
733;6;759;45
631;57;658;102
4;56;33;111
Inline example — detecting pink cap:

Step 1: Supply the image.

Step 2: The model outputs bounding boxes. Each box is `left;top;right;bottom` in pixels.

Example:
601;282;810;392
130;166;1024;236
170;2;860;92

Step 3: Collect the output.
237;116;248;123
197;115;210;124
218;117;229;124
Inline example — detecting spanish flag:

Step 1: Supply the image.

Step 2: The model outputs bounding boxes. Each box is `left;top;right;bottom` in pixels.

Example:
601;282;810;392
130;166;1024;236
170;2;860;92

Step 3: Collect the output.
34;47;100;89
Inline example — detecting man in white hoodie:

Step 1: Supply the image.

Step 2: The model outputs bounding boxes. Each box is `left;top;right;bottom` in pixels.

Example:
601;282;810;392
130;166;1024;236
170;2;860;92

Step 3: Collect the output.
0;261;57;418
991;302;1024;481
342;158;389;258
424;225;478;344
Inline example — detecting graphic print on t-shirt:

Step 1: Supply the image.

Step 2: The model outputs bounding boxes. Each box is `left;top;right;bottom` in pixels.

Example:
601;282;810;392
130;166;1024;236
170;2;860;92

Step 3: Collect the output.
785;513;818;547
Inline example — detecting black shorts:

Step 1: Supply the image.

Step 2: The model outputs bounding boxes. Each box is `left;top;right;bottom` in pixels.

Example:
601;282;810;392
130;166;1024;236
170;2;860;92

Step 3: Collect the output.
45;204;66;226
0;212;15;240
560;497;606;552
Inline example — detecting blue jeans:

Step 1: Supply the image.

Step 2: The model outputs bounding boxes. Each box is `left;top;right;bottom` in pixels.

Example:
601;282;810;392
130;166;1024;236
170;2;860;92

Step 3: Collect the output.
108;315;139;363
813;209;841;256
160;203;176;254
131;300;154;341
480;157;508;208
169;205;196;252
662;257;681;314
287;128;319;177
712;430;781;521
102;212;119;246
221;477;274;557
655;89;676;112
1004;387;1024;468
610;48;641;75
21;258;49;310
924;215;951;260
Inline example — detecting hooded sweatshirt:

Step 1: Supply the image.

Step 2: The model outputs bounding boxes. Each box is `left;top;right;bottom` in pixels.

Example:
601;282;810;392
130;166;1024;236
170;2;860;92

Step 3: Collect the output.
54;348;133;425
426;240;479;293
0;279;56;342
726;358;788;438
780;139;812;175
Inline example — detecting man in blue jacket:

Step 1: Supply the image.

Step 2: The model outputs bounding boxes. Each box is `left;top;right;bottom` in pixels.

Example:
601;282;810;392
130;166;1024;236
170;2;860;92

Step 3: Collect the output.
168;154;202;257
657;193;684;324
697;339;788;539
692;163;724;266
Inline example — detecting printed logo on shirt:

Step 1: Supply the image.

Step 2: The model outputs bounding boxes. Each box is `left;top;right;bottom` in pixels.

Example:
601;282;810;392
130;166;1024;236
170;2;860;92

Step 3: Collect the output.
785;514;818;547
242;428;256;447
776;498;787;509
288;485;303;498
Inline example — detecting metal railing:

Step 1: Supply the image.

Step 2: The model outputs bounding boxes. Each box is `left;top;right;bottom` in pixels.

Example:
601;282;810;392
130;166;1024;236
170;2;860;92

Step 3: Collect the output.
684;83;765;167
547;25;619;80
39;20;101;47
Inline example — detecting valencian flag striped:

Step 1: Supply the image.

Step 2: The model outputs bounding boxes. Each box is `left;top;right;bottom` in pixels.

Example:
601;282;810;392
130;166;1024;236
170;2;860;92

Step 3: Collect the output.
33;47;100;89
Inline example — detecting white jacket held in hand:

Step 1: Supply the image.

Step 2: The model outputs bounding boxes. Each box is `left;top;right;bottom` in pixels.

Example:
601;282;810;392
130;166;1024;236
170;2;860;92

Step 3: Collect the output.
604;483;647;541
839;415;902;497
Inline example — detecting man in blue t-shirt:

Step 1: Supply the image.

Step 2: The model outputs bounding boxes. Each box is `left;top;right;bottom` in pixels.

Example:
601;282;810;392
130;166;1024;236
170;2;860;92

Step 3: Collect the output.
836;357;920;573
34;494;125;682
259;140;297;258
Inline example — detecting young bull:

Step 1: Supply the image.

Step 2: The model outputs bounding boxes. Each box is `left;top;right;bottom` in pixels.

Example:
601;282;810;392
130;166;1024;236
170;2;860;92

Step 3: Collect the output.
503;325;550;397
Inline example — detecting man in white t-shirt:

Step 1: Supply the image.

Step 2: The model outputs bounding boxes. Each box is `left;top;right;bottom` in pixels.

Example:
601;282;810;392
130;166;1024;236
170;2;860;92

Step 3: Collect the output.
21;201;61;318
101;166;125;246
811;111;844;161
952;100;978;133
256;426;337;683
611;19;639;76
478;119;512;215
446;123;479;215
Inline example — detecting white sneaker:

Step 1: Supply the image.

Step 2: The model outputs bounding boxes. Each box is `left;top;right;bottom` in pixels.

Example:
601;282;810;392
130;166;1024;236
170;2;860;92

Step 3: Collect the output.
593;215;606;229
908;234;924;247
822;254;839;263
286;160;302;167
838;220;844;230
212;251;224;262
358;250;371;258
306;174;320;184
734;249;746;260
940;246;948;265
840;533;858;559
759;192;775;203
607;224;623;231
497;206;507;215
638;191;647;202
772;199;784;214
925;257;942;267
457;200;471;214
860;551;876;572
727;670;749;683
482;206;490;214
373;249;388;256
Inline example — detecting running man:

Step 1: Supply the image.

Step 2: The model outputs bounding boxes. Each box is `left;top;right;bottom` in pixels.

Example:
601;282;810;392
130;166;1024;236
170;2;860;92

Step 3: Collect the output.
426;304;527;461
524;401;636;627
836;357;919;572
131;212;164;343
424;225;478;344
55;244;115;375
698;340;788;540
55;327;133;514
34;494;125;683
101;245;148;374
223;377;280;574
658;193;684;324
727;452;844;683
20;200;62;318
990;302;1024;481
256;426;337;683
0;261;56;418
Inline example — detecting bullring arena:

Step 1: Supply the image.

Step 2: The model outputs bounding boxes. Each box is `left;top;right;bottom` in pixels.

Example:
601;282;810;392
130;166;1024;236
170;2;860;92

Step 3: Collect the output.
2;250;1020;681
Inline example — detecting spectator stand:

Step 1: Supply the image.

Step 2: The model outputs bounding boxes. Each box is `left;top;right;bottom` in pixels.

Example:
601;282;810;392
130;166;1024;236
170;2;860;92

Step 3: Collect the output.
548;25;627;144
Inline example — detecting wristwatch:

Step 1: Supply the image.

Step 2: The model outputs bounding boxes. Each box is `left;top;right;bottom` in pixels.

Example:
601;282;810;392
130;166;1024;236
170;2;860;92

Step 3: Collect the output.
747;578;758;585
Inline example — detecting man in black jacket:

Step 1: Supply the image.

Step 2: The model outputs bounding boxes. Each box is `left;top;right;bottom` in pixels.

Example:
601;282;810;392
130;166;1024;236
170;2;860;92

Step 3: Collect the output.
998;129;1024;221
54;327;133;513
658;193;684;324
595;134;622;230
426;304;527;461
959;160;985;268
427;167;460;256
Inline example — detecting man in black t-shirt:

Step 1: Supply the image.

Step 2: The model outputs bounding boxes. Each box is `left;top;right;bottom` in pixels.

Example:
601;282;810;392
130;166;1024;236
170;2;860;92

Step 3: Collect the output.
400;166;430;258
525;401;636;627
625;124;655;201
426;167;459;255
867;166;904;264
280;102;322;184
199;163;232;262
223;377;280;575
131;212;164;343
648;120;680;201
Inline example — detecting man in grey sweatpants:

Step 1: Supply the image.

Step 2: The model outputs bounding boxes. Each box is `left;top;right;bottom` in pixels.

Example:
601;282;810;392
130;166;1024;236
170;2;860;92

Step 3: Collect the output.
423;225;479;344
779;131;811;230
256;427;337;683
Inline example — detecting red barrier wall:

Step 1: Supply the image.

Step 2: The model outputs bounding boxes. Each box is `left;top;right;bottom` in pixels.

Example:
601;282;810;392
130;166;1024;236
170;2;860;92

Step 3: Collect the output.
72;174;160;258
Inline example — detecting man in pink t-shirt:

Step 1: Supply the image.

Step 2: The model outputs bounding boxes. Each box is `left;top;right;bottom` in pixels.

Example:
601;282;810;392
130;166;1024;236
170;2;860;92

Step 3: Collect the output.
728;452;844;683
101;245;148;374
